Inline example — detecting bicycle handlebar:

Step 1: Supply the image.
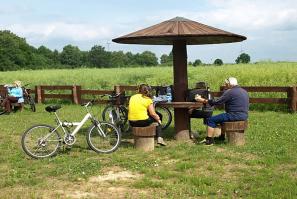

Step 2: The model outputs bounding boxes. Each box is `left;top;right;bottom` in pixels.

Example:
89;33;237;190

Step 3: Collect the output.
100;93;122;99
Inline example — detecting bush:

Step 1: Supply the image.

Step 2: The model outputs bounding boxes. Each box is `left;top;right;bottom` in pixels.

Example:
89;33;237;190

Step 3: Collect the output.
213;59;223;66
193;59;202;67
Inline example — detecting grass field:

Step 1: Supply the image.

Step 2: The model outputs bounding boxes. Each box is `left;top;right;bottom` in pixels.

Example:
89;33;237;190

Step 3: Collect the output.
0;62;297;198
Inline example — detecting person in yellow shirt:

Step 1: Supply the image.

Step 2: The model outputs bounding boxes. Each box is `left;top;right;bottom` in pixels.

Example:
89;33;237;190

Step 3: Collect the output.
128;84;166;146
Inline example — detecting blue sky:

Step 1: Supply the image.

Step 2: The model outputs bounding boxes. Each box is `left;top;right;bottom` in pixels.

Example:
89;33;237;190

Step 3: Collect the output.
1;0;297;63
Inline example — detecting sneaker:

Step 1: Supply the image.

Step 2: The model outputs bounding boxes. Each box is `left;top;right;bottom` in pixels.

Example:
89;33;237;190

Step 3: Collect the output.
199;138;207;144
214;134;225;141
157;137;167;146
204;138;214;146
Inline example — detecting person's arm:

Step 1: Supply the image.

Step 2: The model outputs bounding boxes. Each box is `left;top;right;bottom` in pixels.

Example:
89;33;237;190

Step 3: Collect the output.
147;104;161;124
194;95;208;104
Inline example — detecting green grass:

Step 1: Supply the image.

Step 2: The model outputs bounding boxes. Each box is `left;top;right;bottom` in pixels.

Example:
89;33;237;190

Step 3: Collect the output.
0;62;297;198
0;104;296;198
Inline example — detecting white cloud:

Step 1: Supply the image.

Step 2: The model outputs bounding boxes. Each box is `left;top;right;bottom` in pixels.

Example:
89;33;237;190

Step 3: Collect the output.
2;22;112;43
194;0;297;31
142;0;297;32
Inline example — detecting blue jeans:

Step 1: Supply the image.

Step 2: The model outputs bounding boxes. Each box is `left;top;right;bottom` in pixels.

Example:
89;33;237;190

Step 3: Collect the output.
207;112;248;128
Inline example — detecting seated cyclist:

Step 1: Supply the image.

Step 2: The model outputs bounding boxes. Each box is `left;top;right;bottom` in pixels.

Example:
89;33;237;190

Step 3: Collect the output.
1;80;24;114
128;84;167;146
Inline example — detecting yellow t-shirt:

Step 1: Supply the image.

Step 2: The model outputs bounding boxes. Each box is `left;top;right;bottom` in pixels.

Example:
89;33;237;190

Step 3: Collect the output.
128;94;153;121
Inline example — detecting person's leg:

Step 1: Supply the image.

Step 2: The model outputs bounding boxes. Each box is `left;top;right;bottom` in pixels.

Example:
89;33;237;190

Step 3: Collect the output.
203;113;229;145
3;96;17;113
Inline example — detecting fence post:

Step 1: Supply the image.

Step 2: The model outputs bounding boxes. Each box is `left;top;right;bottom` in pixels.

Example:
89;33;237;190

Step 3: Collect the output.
35;86;42;103
114;85;123;105
72;85;81;104
288;86;297;112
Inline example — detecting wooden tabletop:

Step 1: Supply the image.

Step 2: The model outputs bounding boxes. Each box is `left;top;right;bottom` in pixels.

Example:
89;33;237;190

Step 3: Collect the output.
156;102;203;109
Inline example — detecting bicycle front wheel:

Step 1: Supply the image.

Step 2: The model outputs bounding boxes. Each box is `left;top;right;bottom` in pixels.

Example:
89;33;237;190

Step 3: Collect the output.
24;96;36;112
155;106;172;130
87;122;121;153
28;96;36;112
21;125;61;158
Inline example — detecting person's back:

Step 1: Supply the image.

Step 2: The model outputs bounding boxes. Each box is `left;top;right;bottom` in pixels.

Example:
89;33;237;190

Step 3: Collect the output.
128;84;166;146
223;86;249;118
128;93;152;121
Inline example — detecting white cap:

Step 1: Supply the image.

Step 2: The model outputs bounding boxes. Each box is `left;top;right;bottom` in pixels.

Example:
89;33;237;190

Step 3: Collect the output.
225;77;238;86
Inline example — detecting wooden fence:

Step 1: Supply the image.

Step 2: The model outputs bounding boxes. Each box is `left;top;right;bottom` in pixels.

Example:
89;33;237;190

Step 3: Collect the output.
1;85;296;112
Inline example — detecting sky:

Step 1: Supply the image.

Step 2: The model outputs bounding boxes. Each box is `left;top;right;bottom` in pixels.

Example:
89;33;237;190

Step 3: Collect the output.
0;0;297;63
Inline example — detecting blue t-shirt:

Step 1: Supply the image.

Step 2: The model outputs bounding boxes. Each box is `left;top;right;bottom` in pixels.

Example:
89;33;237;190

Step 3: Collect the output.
8;87;23;98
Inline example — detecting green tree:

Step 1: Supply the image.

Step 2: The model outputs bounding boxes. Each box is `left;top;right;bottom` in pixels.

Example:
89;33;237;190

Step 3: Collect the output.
236;53;251;64
0;30;36;70
160;51;173;65
110;51;129;67
213;58;223;66
135;51;158;66
88;45;111;68
60;45;82;67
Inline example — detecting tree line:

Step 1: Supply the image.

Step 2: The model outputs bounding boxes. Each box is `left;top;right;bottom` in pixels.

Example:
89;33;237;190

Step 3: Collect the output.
0;30;250;71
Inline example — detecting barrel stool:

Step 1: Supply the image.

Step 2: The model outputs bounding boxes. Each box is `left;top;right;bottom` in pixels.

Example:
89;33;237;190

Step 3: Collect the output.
222;121;248;146
132;125;156;151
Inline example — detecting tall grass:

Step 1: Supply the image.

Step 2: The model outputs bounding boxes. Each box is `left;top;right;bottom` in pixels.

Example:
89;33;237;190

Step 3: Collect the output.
1;62;296;89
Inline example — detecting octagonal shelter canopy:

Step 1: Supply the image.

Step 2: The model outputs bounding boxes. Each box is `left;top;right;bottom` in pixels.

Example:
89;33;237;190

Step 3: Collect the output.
112;17;246;45
113;17;246;140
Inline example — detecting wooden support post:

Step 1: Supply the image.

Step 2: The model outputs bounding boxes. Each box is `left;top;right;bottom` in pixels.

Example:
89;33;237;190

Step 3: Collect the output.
72;85;81;104
172;40;190;141
114;85;124;105
288;86;297;112
35;86;42;104
132;125;156;152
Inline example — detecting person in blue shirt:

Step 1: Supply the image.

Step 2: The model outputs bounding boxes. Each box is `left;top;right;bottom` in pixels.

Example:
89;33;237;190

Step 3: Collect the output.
195;77;249;145
1;80;24;114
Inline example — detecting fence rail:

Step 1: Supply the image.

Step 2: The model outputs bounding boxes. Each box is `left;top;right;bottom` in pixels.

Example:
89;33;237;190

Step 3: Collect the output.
1;84;296;112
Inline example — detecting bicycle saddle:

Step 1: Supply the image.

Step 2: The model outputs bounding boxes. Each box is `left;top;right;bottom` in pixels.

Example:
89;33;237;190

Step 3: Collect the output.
45;105;62;112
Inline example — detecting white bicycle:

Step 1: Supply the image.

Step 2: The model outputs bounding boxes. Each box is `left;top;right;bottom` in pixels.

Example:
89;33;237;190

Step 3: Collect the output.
21;101;121;159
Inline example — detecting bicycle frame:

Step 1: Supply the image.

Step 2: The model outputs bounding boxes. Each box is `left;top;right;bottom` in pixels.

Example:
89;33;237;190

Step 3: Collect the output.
42;102;106;143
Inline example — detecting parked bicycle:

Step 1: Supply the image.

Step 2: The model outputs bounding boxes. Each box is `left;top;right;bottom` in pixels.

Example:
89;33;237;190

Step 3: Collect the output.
101;93;130;133
0;84;36;115
22;84;36;112
21;100;121;159
101;92;172;131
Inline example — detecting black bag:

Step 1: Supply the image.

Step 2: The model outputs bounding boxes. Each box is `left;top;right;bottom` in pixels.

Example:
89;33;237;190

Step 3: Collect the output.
155;86;167;96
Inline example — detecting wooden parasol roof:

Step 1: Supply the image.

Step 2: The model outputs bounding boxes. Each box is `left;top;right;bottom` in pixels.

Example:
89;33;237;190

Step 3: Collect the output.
113;17;246;45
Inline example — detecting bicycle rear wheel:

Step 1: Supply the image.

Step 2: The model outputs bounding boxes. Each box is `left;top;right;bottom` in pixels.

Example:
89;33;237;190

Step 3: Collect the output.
21;125;61;158
155;106;172;130
102;105;128;125
87;122;121;153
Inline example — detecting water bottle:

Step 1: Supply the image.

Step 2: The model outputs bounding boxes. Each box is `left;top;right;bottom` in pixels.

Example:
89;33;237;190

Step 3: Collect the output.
207;87;211;100
166;86;172;102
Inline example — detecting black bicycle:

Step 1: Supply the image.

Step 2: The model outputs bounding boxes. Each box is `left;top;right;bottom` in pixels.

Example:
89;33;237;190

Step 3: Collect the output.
101;93;172;131
22;84;36;112
101;93;130;133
